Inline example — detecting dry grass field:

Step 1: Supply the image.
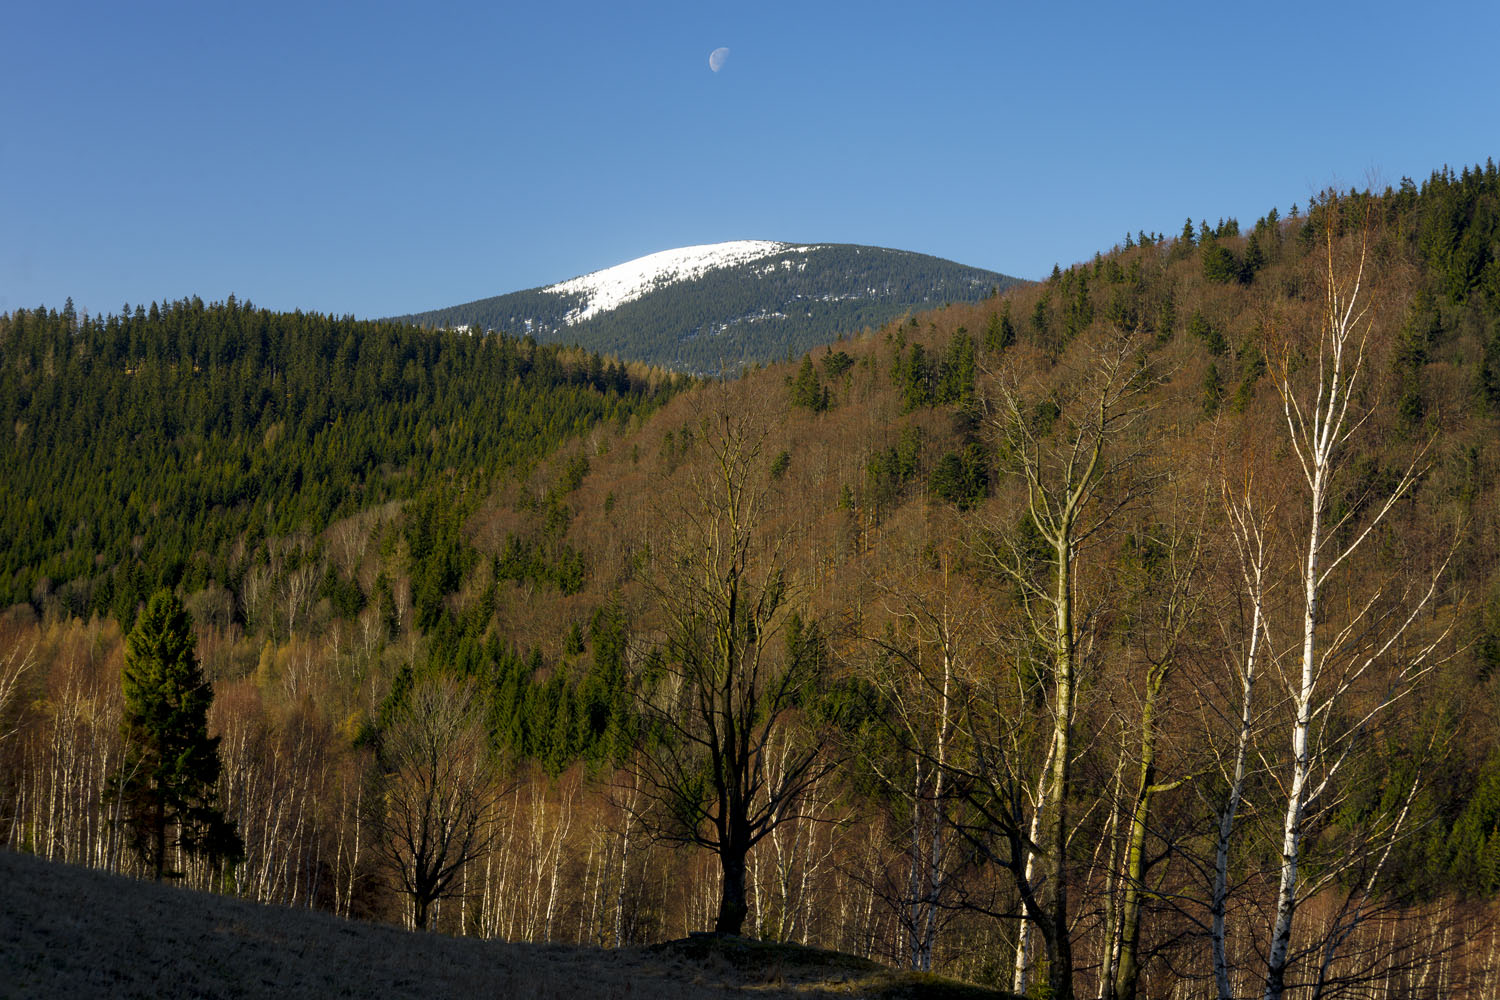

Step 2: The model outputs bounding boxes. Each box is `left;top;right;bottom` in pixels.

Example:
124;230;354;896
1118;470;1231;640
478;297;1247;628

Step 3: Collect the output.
0;850;1014;999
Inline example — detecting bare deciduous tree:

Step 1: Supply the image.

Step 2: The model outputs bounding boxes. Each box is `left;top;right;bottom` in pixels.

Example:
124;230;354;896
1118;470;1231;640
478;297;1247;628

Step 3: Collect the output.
1100;483;1204;1000
634;399;834;936
949;330;1159;1000
1207;458;1278;1000
375;675;505;931
1258;214;1455;1000
860;524;977;971
0;635;36;746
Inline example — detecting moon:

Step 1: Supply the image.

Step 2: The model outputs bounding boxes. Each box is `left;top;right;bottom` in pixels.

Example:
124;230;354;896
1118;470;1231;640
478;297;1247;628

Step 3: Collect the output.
709;47;729;72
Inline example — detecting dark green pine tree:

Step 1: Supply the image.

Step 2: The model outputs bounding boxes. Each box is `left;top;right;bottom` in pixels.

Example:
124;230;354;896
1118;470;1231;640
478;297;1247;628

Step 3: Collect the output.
985;304;1017;353
1241;231;1266;282
901;342;932;411
118;590;240;881
937;330;976;408
789;354;828;411
1200;237;1241;285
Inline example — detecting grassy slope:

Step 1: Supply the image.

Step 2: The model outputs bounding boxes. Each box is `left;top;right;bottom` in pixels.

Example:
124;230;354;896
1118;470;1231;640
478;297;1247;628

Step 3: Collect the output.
0;850;1015;999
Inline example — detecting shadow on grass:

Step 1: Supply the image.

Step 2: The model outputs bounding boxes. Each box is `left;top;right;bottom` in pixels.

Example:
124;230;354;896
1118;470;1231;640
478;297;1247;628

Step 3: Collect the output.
650;934;1025;999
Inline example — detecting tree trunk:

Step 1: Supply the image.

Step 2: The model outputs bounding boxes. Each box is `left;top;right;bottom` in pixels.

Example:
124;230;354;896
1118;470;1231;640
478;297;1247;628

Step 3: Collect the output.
1264;484;1322;1000
1113;748;1155;1000
716;845;750;936
1214;569;1263;1000
1113;653;1183;1000
1012;729;1057;995
152;787;166;881
413;894;431;932
1045;535;1077;1000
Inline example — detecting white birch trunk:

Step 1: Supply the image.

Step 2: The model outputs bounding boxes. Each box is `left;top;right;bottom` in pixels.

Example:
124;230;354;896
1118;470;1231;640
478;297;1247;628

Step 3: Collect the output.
1214;489;1270;1000
1013;731;1057;995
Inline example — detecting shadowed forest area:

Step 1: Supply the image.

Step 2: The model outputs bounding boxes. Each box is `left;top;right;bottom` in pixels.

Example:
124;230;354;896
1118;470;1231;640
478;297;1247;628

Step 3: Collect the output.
4;164;1500;998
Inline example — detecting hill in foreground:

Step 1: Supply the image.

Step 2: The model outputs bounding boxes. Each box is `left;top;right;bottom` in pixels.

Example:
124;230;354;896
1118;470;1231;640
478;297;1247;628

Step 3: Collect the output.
0;850;1014;999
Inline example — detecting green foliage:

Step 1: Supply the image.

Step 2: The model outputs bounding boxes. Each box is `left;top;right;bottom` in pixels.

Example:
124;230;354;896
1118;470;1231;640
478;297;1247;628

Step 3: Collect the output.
822;350;855;379
387;599;641;776
1242;231;1267;280
1393;291;1439;430
784;613;830;711
1415;163;1500;305
1231;347;1266;412
392;620;636;777
494;534;587;597
1200;239;1241;285
1187;311;1227;355
1030;398;1061;437
319;566;366;619
1480;318;1500;414
789;355;830;411
893;330;977;413
1029;290;1052;347
770;450;791;480
1155;291;1177;345
373;572;400;638
0;297;676;614
565;622;586;656
865;426;924;512
558;452;591;494
1416;744;1500;896
1475;585;1500;683
928;444;990;511
897;343;932;411
1192;219;1260;284
117;591;240;880
935;330;976;409
405;489;477;633
1064;272;1094;339
984;306;1016;353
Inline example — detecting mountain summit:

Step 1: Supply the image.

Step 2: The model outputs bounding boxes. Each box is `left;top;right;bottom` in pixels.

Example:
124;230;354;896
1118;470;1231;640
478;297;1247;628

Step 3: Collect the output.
393;242;1024;373
543;241;814;324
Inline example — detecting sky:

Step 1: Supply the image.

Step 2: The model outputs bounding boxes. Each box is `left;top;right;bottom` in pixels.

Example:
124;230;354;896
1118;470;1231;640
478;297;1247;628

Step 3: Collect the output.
4;0;1498;320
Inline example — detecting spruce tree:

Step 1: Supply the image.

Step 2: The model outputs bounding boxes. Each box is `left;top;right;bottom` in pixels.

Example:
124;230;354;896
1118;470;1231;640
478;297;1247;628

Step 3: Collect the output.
789;354;826;411
118;590;239;881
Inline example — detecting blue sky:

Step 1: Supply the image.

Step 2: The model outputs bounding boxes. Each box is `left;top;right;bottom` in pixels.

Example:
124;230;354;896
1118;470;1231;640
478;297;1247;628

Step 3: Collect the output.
4;0;1497;319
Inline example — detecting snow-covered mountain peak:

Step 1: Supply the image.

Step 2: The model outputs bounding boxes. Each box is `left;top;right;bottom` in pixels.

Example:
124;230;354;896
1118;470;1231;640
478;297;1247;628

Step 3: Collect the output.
544;240;814;324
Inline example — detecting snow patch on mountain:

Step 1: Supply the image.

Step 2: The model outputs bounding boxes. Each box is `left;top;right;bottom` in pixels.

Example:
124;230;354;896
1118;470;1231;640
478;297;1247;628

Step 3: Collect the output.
544;241;814;325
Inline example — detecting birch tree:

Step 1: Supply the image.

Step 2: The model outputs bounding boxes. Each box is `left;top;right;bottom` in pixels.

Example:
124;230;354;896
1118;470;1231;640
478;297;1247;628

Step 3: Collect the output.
0;634;35;746
952;331;1159;1000
1259;215;1454;1000
861;525;976;971
1207;461;1278;1000
1101;488;1204;1000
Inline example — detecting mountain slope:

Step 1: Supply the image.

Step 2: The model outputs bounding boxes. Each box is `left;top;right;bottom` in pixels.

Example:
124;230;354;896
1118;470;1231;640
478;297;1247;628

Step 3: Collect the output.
5;165;1500;996
393;241;1025;373
0;299;685;614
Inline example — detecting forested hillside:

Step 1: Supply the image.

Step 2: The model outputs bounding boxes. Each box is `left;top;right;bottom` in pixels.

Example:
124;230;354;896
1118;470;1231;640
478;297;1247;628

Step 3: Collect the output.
4;163;1500;999
393;243;1024;374
0;298;685;617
